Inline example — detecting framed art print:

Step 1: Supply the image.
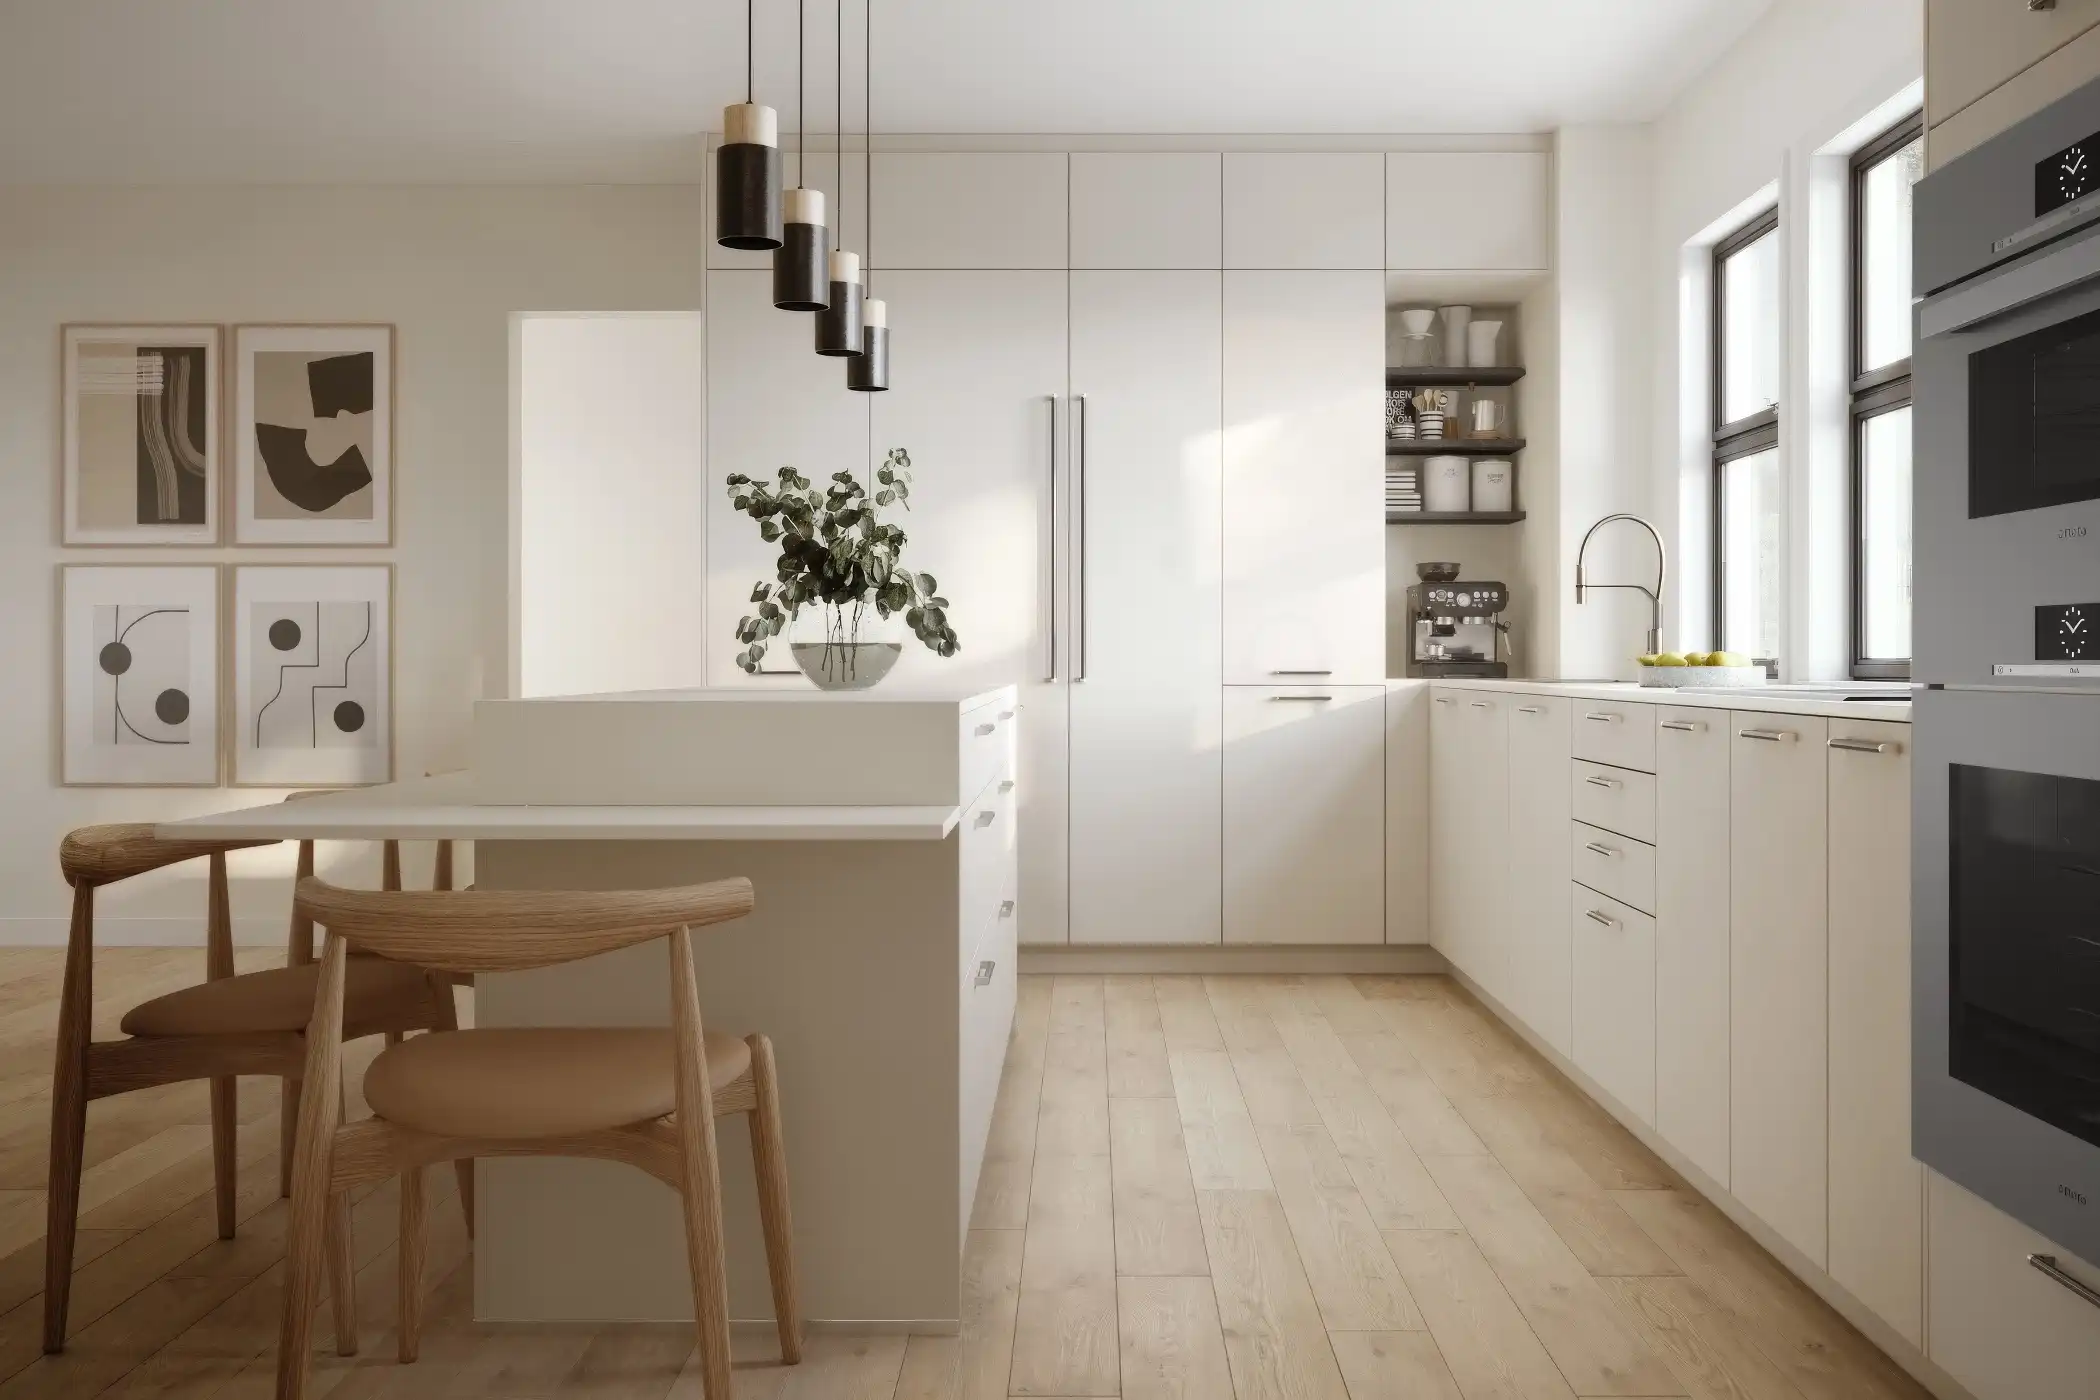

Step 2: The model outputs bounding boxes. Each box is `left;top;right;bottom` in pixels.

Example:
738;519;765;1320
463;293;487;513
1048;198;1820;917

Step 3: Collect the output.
232;324;393;545
231;564;393;786
61;565;221;786
61;325;221;545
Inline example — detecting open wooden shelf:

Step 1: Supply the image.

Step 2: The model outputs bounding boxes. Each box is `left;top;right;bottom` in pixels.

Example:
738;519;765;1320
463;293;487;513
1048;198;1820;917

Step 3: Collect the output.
1385;366;1526;387
1386;438;1525;456
1385;510;1528;524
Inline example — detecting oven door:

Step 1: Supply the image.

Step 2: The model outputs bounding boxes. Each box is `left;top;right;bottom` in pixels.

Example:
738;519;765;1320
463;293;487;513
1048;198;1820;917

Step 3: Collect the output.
1914;225;2100;687
1915;686;2100;1261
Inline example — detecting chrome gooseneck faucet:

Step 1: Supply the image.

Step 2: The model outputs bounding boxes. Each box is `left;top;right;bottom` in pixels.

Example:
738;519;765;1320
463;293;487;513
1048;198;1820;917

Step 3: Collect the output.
1574;514;1667;656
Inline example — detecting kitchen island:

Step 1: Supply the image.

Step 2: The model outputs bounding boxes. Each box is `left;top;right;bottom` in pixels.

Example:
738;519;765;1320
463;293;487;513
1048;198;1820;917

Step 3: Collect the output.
159;684;1021;1331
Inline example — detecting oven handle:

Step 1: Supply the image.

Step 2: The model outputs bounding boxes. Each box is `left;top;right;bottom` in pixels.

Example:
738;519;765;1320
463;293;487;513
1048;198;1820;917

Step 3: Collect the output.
2029;1254;2100;1312
1920;224;2100;339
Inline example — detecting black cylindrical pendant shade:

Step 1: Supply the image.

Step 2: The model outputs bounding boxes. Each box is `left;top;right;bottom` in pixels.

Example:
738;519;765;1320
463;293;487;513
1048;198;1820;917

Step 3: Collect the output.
847;299;889;391
716;104;782;249
815;250;865;356
773;187;830;310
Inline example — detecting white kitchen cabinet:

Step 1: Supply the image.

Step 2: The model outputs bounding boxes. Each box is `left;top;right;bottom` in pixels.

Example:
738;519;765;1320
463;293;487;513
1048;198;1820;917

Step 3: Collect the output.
1653;706;1732;1189
871;271;1069;946
1927;1170;2100;1400
1729;710;1830;1267
1827;719;1922;1348
1386;681;1431;946
1071;153;1223;269
1570;884;1656;1126
1224;686;1384;945
870;153;1069;269
1505;696;1572;1053
1221;270;1386;683
1384;152;1550;272
704;270;871;687
1068;272;1224;944
1429;690;1509;985
1223;153;1385;270
1429;689;1469;967
1571;698;1657;773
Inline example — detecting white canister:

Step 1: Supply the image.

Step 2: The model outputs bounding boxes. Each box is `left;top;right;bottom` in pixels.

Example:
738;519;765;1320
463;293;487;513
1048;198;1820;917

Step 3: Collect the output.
1424;455;1470;513
1470;458;1514;513
1439;304;1472;368
1466;320;1503;368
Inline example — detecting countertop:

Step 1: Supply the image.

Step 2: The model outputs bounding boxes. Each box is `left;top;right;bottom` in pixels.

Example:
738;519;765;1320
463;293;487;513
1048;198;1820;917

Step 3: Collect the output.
154;772;965;843
1388;676;1914;723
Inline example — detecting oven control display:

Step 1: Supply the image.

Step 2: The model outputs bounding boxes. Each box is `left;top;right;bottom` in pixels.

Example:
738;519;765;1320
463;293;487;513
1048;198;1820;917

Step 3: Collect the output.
2036;132;2100;216
2037;602;2096;660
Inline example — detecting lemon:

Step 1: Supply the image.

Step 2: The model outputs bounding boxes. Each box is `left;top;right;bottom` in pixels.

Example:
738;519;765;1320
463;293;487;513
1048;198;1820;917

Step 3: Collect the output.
1652;652;1688;667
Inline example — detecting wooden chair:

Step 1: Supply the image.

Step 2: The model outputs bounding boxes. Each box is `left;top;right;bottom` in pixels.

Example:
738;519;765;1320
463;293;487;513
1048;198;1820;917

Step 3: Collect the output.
277;876;800;1400
42;827;453;1354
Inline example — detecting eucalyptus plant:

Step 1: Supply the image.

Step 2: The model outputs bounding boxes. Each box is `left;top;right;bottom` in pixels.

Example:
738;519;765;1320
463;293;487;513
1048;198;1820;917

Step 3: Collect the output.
726;448;961;674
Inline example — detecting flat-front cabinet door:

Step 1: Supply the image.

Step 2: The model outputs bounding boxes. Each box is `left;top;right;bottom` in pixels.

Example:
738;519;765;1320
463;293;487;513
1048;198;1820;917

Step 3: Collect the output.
1428;690;1469;967
1505;696;1572;1053
871;271;1069;945
704;271;871;686
1826;719;1922;1348
1221;270;1386;684
1653;707;1732;1189
1729;710;1829;1267
1223;686;1384;944
1069;271;1224;944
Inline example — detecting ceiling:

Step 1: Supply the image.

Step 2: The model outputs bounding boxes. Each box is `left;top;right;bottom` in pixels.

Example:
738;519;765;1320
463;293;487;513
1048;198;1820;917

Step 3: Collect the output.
0;0;1775;184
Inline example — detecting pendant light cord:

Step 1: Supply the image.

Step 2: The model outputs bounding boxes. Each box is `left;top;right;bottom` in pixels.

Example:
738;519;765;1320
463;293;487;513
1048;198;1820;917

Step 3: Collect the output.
796;0;805;185
835;0;844;224
746;0;753;103
864;0;872;276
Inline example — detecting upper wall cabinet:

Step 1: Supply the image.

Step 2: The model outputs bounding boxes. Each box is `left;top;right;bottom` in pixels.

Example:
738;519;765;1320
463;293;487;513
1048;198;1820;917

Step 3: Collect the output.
1071;153;1223;269
1384;152;1550;272
869;153;1068;269
1223;153;1385;269
1926;0;2100;131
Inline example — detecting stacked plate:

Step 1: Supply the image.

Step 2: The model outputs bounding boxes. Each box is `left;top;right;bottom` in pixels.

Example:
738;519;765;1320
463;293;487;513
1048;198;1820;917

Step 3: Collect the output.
1385;464;1422;513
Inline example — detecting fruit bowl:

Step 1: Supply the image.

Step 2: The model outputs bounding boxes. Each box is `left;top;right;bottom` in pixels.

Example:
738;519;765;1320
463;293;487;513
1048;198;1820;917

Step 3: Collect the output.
1637;665;1767;688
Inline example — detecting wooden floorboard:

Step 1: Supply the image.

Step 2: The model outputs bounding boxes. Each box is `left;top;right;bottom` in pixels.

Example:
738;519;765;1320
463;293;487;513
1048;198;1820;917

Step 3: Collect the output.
0;955;1931;1400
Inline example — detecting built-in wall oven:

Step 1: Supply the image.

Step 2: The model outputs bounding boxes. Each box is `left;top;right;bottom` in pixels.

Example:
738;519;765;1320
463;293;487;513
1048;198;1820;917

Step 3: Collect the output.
1914;75;2100;1270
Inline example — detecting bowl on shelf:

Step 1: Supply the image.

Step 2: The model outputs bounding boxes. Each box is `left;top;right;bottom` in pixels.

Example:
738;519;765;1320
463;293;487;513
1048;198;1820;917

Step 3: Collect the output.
1416;562;1461;583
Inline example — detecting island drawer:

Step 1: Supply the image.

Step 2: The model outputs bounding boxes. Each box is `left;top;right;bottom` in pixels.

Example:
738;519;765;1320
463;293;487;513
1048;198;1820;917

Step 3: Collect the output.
960;770;1017;971
960;699;1019;806
959;878;1017;1232
1572;700;1657;773
1571;820;1656;914
1571;760;1656;844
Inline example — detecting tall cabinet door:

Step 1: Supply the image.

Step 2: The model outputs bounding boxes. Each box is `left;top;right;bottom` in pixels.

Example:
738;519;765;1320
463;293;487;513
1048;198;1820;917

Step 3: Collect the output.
1654;707;1732;1189
704;271;870;686
1505;696;1572;1053
1429;690;1468;965
1461;694;1511;990
1221;270;1386;684
1224;687;1384;944
1068;271;1224;944
1729;710;1830;1267
871;271;1070;945
1827;719;1922;1348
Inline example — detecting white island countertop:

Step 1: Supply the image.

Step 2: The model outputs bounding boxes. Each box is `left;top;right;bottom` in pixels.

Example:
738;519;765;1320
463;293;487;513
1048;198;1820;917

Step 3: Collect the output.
1392;676;1914;723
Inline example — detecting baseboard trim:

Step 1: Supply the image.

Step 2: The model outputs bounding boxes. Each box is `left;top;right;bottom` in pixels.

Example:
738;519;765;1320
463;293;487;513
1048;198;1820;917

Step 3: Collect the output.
1446;967;1978;1400
0;917;287;948
1019;943;1448;975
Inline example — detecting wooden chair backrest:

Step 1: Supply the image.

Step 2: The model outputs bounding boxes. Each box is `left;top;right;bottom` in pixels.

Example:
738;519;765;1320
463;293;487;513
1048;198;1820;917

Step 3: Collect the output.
59;824;274;888
292;876;755;974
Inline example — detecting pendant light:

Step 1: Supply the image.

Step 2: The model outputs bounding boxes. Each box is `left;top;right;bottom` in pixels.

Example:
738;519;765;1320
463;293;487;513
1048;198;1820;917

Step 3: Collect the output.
815;0;864;356
773;0;830;311
847;0;889;391
715;0;781;249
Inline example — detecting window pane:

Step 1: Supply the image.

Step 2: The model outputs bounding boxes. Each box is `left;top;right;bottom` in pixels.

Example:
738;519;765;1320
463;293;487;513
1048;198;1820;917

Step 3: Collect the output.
1721;446;1784;660
1721;227;1780;424
1861;135;1922;373
1860;405;1913;661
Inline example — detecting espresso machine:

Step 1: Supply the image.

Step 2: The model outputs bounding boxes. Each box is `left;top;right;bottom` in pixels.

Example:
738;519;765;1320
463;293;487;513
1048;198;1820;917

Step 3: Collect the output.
1404;562;1511;678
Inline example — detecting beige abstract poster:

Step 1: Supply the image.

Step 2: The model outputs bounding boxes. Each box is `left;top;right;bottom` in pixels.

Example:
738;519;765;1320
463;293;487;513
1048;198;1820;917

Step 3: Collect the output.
233;324;393;544
61;326;221;545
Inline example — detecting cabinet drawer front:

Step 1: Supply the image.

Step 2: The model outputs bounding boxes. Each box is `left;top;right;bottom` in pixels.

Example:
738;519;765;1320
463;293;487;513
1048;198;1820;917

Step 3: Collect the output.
960;774;1018;971
1570;885;1657;1125
1572;701;1657;773
1570;761;1656;844
1571;821;1656;914
961;701;1019;807
959;893;1018;1234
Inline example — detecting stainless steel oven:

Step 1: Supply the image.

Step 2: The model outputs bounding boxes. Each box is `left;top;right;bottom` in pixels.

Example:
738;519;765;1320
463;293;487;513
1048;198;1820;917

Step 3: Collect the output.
1914;76;2100;1264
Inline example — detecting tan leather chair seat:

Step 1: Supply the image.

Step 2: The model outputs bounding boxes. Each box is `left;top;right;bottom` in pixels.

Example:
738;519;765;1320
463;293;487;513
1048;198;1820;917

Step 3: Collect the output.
362;1027;752;1139
120;959;439;1038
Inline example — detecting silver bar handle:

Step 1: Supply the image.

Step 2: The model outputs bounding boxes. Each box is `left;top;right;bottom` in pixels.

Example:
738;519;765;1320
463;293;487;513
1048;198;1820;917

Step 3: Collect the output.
1584;841;1620;858
999;779;1016;793
1829;737;1900;755
1516;705;1543;714
1271;695;1333;703
1660;718;1705;732
1433;697;1455;706
1584;774;1621;789
1740;728;1793;743
974;809;997;828
1584;711;1622;723
1272;669;1333;676
1044;395;1059;683
1074;393;1088;683
974;959;996;988
999;899;1016;918
975;722;996;737
2029;1254;2100;1312
1470;701;1492;709
1584;909;1618;928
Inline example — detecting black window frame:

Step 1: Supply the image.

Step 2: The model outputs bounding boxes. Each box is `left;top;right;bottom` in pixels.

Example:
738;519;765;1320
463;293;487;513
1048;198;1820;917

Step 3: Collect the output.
1849;112;1923;680
1711;205;1782;658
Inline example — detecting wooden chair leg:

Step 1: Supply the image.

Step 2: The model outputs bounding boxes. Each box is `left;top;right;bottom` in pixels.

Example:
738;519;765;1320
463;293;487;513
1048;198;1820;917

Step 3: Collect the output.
280;937;350;1400
669;929;734;1400
41;883;95;1354
278;1148;333;1397
398;1164;427;1363
280;1076;301;1199
745;1033;801;1364
211;1077;238;1239
426;973;475;1238
326;1193;359;1356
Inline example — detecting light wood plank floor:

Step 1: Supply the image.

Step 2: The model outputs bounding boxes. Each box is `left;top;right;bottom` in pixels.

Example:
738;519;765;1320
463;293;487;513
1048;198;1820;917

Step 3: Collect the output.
0;954;1932;1399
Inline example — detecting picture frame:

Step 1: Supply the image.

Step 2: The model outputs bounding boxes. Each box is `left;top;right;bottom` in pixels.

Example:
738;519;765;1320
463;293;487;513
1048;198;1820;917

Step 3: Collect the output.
230;564;394;787
60;324;222;546
59;564;223;786
231;323;394;545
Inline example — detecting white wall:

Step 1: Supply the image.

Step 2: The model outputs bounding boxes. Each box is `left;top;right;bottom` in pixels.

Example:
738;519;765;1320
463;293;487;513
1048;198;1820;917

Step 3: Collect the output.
1646;0;1923;676
0;186;704;942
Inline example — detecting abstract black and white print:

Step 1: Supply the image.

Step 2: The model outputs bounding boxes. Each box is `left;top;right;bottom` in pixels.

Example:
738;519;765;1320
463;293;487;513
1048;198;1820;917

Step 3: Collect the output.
62;566;220;786
249;601;379;750
93;604;192;747
63;327;220;545
233;325;392;545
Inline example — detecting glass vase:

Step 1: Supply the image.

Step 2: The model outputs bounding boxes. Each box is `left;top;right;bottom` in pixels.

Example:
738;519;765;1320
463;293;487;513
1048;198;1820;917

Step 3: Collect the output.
788;601;905;691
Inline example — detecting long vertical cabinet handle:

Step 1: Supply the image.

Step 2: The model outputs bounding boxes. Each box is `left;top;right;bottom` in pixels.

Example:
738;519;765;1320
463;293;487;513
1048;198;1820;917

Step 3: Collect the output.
1074;394;1088;683
1044;395;1059;683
